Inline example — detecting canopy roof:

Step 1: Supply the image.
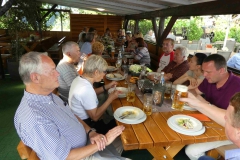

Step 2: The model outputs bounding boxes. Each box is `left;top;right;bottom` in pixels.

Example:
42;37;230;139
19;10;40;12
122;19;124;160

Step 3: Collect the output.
36;0;216;16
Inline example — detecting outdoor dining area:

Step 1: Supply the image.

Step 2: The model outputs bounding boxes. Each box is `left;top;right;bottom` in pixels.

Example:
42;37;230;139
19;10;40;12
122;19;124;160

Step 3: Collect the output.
1;0;240;160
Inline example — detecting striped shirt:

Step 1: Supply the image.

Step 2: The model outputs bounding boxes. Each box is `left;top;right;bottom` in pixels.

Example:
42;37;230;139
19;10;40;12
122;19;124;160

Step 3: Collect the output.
14;91;87;160
133;47;151;65
56;59;79;101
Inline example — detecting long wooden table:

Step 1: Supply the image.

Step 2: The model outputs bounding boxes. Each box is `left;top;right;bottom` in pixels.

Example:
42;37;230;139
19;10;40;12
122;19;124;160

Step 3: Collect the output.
105;78;227;160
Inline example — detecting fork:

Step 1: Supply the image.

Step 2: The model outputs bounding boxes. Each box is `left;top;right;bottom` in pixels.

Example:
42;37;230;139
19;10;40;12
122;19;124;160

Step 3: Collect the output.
119;112;133;119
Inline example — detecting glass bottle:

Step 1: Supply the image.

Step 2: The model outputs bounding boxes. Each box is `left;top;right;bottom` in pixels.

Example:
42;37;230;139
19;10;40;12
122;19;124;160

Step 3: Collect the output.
152;72;166;107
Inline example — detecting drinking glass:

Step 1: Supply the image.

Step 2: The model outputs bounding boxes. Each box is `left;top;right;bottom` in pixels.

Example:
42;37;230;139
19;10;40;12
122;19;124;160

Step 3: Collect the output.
128;59;133;66
152;90;162;112
164;81;172;99
80;53;87;61
143;93;153;116
123;69;128;84
123;56;127;65
111;49;115;59
137;79;145;96
153;73;161;84
127;83;136;102
171;85;188;111
115;58;122;73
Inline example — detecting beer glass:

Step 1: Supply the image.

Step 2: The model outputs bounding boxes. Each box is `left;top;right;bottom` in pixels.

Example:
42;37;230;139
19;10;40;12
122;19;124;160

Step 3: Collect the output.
143;93;153;115
127;83;136;102
111;49;115;59
164;81;172;99
171;85;188;111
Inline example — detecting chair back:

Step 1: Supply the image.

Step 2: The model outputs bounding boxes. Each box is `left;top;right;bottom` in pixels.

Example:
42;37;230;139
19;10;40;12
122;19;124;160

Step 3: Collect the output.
180;40;189;47
226;40;236;52
217;50;232;61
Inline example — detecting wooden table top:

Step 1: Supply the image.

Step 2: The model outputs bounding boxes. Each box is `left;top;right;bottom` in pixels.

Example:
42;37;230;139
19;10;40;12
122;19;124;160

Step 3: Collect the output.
104;77;227;159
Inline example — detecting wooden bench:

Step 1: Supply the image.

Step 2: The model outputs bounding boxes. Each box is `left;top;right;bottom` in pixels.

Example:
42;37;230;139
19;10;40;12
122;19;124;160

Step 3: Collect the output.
207;144;238;159
47;36;66;64
17;141;39;160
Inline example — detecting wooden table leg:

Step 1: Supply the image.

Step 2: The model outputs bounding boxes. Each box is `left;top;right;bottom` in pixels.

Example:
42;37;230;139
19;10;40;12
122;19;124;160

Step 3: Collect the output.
148;147;173;160
165;144;185;158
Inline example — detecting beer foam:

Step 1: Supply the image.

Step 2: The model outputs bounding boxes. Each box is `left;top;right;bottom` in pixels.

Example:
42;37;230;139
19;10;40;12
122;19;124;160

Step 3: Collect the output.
176;85;188;92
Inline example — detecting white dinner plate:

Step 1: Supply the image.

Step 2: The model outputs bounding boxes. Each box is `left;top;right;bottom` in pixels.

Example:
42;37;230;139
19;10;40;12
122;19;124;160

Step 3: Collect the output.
106;73;124;81
108;87;128;98
168;115;203;132
167;120;206;136
106;66;117;72
147;72;158;76
183;105;197;111
114;106;146;124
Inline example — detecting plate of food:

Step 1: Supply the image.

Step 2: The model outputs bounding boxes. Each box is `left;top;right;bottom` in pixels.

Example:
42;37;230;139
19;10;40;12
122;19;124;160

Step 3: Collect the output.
114;106;146;124
108;87;128;98
168;115;203;132
106;73;124;81
106;66;117;72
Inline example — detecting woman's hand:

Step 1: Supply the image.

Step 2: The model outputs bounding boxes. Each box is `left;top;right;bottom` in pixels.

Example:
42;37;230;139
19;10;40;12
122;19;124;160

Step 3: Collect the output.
188;77;198;86
108;89;120;101
105;125;125;146
89;131;107;151
105;81;118;90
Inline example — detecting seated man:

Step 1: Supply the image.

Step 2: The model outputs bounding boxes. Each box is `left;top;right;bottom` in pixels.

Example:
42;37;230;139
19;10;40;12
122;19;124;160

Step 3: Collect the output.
157;38;175;72
181;92;240;160
56;41;81;102
162;46;189;82
184;54;240;160
14;52;126;160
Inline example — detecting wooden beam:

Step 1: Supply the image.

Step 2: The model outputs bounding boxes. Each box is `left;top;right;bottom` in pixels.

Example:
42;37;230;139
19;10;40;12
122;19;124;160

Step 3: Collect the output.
126;0;240;19
123;19;129;31
157;17;165;45
159;16;178;46
40;4;58;22
151;17;158;41
134;20;139;34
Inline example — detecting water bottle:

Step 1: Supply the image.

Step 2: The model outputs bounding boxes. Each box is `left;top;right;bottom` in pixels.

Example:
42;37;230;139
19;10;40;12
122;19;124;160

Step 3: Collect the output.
160;72;165;86
118;50;122;59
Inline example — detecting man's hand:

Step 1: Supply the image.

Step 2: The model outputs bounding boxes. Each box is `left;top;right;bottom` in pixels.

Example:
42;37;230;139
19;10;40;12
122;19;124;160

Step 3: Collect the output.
105;125;125;146
89;131;107;151
180;92;201;109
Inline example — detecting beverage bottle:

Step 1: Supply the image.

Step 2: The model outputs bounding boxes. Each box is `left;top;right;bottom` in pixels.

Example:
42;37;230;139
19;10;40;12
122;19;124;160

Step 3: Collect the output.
122;45;125;54
118;50;122;59
160;72;165;86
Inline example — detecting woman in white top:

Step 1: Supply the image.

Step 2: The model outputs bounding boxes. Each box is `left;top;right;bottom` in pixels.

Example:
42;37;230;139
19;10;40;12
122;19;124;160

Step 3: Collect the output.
69;55;119;134
173;53;207;89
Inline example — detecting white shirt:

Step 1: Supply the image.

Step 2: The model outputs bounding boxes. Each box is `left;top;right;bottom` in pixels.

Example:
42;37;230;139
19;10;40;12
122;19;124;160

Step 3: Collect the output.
68;76;98;120
157;54;170;72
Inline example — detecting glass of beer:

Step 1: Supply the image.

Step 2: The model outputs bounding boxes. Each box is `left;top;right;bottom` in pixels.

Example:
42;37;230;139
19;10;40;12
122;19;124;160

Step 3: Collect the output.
111;49;115;59
164;81;172;99
171;85;188;111
127;83;136;102
143;93;153;115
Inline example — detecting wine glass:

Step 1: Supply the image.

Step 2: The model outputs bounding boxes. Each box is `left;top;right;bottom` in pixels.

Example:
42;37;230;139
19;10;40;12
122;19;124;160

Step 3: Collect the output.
137;79;145;96
115;58;122;73
152;90;162;112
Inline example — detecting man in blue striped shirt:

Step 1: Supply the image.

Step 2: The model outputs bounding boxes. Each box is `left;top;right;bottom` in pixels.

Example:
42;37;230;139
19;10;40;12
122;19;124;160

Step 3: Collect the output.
14;52;126;160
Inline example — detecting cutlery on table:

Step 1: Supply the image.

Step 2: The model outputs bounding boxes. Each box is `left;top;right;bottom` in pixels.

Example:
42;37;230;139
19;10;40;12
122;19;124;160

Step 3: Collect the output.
205;126;222;130
119;111;133;119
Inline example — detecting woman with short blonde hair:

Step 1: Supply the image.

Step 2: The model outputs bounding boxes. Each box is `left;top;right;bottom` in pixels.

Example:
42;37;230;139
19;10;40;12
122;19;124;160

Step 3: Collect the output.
92;42;104;55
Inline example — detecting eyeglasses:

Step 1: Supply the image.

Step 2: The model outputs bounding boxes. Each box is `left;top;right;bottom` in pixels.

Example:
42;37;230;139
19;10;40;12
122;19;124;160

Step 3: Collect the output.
103;70;107;74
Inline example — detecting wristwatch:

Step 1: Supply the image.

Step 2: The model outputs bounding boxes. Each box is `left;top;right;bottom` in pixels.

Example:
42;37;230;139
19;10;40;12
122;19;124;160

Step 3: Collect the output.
87;128;96;137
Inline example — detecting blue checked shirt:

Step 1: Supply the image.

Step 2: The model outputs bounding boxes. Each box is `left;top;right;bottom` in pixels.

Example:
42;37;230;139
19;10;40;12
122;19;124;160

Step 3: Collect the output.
14;91;87;160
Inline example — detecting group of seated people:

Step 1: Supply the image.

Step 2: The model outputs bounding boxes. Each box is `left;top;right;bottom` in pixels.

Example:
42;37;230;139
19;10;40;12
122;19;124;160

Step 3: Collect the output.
13;30;240;159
